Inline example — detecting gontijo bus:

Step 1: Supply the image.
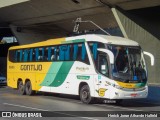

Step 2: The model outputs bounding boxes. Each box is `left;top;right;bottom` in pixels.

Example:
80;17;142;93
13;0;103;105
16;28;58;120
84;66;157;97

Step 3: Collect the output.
7;34;148;104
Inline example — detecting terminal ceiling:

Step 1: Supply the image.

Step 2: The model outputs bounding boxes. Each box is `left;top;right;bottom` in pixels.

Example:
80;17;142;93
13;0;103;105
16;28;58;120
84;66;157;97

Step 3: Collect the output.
0;0;160;35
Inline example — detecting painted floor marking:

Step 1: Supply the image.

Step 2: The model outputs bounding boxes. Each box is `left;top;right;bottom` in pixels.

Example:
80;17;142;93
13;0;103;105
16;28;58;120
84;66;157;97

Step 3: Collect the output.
3;103;99;120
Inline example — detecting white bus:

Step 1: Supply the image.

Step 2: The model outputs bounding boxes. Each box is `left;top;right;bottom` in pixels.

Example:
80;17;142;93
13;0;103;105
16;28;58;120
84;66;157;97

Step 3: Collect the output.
8;34;148;104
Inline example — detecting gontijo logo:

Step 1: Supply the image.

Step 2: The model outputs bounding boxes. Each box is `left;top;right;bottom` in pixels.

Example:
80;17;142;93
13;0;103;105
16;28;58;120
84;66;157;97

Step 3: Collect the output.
20;64;42;71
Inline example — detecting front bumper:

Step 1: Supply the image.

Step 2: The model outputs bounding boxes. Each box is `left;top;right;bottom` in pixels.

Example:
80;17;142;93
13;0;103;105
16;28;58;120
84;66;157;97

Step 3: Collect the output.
109;86;148;99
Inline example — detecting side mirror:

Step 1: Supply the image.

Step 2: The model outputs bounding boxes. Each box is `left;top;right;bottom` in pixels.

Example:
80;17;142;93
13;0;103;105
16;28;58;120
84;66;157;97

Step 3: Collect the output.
143;51;154;66
97;48;114;64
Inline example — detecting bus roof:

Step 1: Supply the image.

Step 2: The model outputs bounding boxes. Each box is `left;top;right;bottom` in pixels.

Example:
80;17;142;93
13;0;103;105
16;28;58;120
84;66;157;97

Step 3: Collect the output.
9;34;139;50
66;34;139;46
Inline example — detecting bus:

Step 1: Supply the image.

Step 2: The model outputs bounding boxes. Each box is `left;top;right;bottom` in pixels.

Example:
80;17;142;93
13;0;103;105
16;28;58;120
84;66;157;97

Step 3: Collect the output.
7;34;148;104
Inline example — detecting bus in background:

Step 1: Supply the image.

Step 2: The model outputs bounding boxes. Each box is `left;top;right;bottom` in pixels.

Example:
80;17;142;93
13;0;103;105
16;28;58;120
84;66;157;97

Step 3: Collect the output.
7;34;149;104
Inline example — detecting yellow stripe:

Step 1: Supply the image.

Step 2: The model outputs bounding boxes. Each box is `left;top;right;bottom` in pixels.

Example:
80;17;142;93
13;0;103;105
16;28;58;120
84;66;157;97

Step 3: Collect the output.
116;81;137;89
9;38;66;50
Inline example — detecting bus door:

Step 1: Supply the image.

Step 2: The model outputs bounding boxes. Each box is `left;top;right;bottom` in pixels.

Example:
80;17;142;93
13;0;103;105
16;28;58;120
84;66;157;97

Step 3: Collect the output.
96;53;110;97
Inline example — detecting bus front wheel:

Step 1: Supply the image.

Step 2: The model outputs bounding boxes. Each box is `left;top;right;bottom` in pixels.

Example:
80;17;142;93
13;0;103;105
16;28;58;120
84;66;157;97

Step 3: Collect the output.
18;81;25;95
25;81;34;95
80;85;93;104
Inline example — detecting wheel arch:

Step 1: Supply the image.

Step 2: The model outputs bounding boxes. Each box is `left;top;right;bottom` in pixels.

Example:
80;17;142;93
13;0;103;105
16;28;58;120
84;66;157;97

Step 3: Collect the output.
17;78;23;88
25;78;35;95
25;79;30;84
78;82;88;95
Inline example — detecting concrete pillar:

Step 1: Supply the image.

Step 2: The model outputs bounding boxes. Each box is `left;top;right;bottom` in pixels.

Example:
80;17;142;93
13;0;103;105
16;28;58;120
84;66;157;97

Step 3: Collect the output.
112;8;160;85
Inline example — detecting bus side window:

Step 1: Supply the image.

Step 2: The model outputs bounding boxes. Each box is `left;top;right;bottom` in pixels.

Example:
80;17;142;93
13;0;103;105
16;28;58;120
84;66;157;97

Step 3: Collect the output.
29;48;33;62
77;43;82;61
38;48;46;61
38;48;42;61
82;43;89;64
35;48;39;61
41;48;45;60
19;50;23;62
8;50;15;62
70;44;73;61
56;47;59;61
59;45;70;61
32;48;36;61
16;50;20;62
81;43;86;60
23;49;29;62
65;45;70;60
73;44;78;60
15;50;18;62
98;54;109;77
42;47;48;61
93;43;98;60
47;47;51;61
74;43;89;64
43;47;47;61
77;44;82;61
51;46;58;61
59;45;65;60
88;42;105;60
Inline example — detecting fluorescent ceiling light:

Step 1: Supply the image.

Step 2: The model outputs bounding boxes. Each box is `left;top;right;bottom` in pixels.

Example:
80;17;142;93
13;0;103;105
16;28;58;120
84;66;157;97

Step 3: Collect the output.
0;0;30;8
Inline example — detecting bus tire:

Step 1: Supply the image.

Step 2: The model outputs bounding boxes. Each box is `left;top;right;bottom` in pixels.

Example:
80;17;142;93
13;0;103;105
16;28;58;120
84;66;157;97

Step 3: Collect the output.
18;81;25;95
25;81;34;95
80;85;93;104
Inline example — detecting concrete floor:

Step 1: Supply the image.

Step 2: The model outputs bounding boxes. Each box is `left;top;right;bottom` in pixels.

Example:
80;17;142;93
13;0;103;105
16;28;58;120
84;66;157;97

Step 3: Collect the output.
0;86;160;120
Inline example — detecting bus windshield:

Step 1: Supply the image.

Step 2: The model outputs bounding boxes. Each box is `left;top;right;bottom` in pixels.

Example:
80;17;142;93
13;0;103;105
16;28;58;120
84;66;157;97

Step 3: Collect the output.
107;45;147;83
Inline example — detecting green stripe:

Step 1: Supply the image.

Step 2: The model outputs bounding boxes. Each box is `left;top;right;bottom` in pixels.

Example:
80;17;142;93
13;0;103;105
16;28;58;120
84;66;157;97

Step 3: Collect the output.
40;62;63;86
40;61;74;87
61;39;85;44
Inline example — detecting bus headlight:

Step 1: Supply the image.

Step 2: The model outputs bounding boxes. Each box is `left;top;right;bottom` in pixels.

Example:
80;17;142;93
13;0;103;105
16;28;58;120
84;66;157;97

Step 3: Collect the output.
106;81;123;90
113;84;123;89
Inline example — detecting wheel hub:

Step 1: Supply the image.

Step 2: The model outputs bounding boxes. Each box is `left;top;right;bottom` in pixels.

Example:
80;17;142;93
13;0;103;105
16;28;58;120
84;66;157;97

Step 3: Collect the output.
82;91;88;99
19;84;23;91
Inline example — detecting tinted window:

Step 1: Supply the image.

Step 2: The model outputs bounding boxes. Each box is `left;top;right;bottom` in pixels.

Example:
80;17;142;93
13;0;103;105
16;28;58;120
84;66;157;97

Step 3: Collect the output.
8;42;90;65
88;42;105;61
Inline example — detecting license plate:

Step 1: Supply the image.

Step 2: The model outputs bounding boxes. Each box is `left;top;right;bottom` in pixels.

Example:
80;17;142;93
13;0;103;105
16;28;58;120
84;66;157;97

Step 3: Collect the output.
131;93;138;97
